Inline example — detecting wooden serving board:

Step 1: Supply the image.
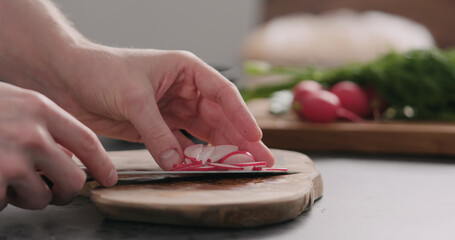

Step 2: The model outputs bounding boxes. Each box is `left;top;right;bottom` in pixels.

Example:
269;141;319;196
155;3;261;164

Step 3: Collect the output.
86;149;323;228
248;98;455;156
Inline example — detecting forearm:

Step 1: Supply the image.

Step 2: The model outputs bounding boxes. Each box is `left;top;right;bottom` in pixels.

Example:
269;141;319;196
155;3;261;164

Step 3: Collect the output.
0;0;90;96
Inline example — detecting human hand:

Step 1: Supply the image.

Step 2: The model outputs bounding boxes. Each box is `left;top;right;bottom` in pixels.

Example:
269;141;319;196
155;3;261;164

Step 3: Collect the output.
50;45;275;170
0;82;117;210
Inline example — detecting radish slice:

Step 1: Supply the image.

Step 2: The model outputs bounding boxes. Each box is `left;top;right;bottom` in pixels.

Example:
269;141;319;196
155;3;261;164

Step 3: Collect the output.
218;151;255;164
197;146;215;164
253;166;263;171
243;166;254;171
183;144;203;160
263;168;288;172
232;161;267;167
183;158;193;164
169;162;202;171
209;145;239;162
207;162;244;170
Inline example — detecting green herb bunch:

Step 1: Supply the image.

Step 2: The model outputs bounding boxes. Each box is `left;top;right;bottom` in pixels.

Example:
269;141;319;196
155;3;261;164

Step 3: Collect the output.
242;49;455;121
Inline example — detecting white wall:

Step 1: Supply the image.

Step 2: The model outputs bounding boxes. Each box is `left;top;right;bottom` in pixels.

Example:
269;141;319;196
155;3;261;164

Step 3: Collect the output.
53;0;263;68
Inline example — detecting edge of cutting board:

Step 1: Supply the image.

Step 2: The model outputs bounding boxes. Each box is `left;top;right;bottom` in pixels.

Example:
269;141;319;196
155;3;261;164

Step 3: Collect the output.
88;149;323;228
248;98;455;156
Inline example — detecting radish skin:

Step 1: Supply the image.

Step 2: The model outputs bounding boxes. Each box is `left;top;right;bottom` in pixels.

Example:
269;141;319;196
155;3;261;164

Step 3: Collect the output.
218;151;255;164
330;81;370;117
208;163;244;170
297;90;363;123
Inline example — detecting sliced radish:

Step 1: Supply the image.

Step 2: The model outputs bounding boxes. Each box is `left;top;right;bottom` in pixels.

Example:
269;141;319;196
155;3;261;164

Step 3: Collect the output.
243;166;254;171
232;161;267;167
197;146;215;164
263;168;288;172
207;162;244;170
169;162;202;171
209;145;239;162
218;151;255;164
183;144;203;160
183;158;193;164
252;166;263;171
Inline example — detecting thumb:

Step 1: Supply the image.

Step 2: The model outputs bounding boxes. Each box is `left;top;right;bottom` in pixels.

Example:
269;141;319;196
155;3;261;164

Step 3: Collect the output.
127;95;182;170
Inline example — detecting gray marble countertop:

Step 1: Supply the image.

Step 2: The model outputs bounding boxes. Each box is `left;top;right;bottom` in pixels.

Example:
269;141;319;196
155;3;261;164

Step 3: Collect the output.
1;139;455;240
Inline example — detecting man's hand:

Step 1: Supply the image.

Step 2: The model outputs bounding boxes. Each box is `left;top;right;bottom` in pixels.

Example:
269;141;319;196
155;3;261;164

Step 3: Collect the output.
54;47;275;170
0;0;274;171
0;82;117;210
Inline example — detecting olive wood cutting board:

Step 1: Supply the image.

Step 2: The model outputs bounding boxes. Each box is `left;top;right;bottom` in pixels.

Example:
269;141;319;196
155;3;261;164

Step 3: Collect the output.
83;149;323;228
247;98;455;156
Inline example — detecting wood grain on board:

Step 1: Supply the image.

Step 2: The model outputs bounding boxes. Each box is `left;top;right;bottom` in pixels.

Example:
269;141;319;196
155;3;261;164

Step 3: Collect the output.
248;98;455;156
87;149;323;228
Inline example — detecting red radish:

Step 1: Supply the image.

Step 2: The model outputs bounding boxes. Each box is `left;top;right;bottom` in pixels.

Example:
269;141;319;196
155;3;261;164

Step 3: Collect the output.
293;80;323;101
296;90;363;123
197;146;215;164
364;85;388;116
218;151;255;164
169;162;202;171
292;80;323;114
183;144;203;161
209;145;239;162
330;81;370;117
207;163;244;170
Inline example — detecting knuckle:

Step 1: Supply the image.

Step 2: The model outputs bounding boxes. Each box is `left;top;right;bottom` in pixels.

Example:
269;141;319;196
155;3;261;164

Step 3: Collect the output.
17;126;47;150
215;81;237;104
122;88;149;109
173;50;197;60
22;91;51;116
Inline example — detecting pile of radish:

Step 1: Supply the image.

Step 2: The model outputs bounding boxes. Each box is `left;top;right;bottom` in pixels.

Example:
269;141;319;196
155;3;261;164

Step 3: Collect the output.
170;144;287;172
292;80;385;123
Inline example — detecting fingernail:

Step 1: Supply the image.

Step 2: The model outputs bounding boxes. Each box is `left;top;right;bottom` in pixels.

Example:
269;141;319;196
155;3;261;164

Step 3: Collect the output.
159;149;180;170
106;168;118;186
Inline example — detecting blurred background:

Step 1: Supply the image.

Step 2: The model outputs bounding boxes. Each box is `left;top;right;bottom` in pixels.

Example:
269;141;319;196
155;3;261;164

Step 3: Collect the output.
54;0;454;68
53;0;263;69
53;0;455;153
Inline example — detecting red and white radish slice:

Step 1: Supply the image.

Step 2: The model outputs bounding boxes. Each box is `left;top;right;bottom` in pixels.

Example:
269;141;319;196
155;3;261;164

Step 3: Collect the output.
243;166;254;171
218;151;255;164
183;158;193;164
207;162;244;170
232;161;267;167
169;162;202;171
209;145;239;162
183;144;203;161
197;146;215;164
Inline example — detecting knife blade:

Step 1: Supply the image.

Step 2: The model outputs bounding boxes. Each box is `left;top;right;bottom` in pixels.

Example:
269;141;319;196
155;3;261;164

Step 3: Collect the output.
86;170;297;183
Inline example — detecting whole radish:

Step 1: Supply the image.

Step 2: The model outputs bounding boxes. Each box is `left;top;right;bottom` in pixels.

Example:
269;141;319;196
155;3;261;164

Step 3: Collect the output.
293;80;323;101
330;81;370;117
296;90;363;123
292;80;323;113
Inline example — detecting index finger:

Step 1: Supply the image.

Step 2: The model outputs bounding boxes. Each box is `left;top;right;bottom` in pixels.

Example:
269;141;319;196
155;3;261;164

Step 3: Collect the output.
193;62;262;142
43;101;117;187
